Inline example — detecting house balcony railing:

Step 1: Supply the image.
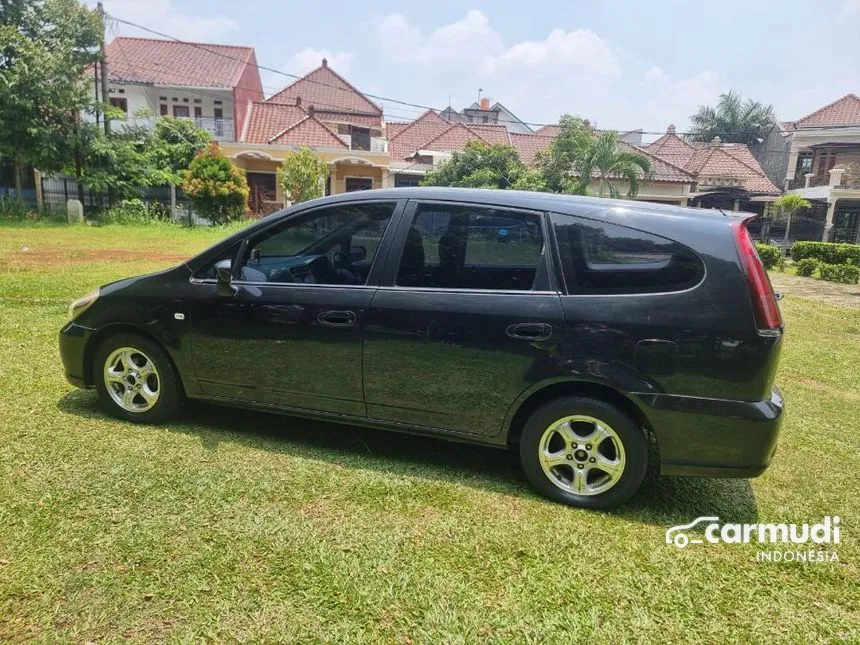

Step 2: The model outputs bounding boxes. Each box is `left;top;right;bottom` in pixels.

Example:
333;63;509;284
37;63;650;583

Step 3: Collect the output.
787;169;860;191
115;115;235;142
336;134;387;153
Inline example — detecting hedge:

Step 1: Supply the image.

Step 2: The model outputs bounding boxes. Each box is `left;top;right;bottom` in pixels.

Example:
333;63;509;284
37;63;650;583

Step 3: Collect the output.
795;258;820;277
755;243;782;270
791;242;860;265
818;262;860;284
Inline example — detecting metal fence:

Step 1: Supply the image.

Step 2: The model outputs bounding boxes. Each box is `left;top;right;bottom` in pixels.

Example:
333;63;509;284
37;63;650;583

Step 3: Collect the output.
39;175;203;223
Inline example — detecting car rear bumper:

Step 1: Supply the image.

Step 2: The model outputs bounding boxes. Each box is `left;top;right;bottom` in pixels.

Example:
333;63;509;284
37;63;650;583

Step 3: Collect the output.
59;321;94;388
635;386;784;478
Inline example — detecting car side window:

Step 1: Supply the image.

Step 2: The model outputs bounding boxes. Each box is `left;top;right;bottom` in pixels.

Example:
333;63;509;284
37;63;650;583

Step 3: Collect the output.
551;213;704;294
237;202;397;285
396;203;544;291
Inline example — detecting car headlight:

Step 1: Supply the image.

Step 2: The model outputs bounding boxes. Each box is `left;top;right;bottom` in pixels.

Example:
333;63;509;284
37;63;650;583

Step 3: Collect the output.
68;289;99;320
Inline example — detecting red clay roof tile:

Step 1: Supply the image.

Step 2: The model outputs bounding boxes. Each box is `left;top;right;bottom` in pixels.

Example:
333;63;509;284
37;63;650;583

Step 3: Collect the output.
267;64;381;115
793;94;860;127
106;37;254;88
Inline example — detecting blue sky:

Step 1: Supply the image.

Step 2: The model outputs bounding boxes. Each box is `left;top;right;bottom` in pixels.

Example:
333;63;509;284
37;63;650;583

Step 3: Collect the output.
99;0;860;134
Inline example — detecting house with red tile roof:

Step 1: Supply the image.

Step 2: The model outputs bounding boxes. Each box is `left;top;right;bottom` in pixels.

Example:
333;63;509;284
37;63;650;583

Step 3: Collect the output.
221;59;390;213
103;37;264;142
645;125;780;214
439;96;533;134
385;113;698;204
782;94;860;242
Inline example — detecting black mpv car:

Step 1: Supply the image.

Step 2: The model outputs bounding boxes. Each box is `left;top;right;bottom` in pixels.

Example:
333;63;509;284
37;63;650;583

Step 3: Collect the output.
60;188;784;509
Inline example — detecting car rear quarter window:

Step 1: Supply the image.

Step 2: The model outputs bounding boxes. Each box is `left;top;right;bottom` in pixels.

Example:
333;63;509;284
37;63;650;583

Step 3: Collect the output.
550;213;704;294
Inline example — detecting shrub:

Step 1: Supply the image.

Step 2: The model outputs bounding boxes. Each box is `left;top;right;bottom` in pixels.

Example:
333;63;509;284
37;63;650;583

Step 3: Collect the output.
795;258;820;277
791;241;860;266
0;197;34;220
818;262;860;284
182;142;249;224
755;243;782;270
100;199;168;225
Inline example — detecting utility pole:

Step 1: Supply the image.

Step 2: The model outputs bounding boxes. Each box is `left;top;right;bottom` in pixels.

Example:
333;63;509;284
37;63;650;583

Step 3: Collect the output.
97;2;110;134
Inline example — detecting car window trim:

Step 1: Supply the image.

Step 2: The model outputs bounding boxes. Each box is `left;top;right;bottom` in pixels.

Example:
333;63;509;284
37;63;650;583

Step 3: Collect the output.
380;198;551;291
226;198;406;288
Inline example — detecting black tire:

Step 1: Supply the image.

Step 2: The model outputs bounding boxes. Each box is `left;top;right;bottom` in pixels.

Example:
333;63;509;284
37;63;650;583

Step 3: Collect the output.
519;396;648;509
92;332;183;424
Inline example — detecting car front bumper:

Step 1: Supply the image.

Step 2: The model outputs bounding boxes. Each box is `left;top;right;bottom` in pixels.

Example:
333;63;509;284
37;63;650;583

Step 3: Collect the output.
636;386;784;478
59;321;94;388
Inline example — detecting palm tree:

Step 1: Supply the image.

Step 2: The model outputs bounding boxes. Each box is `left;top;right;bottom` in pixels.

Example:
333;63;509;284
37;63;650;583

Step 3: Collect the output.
773;193;811;249
578;131;652;198
690;91;777;145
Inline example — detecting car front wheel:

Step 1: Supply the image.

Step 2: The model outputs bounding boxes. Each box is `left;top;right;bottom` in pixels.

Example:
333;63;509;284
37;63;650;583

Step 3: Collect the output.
93;333;182;424
519;396;648;509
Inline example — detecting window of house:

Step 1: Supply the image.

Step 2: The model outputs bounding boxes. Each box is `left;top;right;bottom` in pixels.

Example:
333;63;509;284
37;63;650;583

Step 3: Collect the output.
396;203;544;291
795;152;812;178
159;104;168;116
394;174;421;188
350;126;371;151
236;202;397;285
213;107;223;119
108;97;128;116
550;213;703;294
345;177;373;192
194;106;202;119
173;105;190;118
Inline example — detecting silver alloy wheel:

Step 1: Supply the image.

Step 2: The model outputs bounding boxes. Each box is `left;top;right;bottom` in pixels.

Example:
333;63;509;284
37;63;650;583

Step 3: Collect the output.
538;415;626;496
103;347;161;413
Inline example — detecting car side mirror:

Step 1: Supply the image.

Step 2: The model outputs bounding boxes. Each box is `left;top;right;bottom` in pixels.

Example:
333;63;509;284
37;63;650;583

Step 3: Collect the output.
216;264;237;296
350;246;367;262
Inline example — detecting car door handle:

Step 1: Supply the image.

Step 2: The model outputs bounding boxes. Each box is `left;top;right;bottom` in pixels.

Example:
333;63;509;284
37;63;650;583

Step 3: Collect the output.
506;322;553;341
317;310;357;328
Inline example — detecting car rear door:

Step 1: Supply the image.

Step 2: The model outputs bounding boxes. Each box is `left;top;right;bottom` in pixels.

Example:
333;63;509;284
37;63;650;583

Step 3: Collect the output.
187;200;403;416
362;199;564;438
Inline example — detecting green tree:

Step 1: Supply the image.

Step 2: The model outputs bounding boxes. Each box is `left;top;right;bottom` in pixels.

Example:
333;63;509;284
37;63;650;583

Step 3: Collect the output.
421;140;543;190
146;117;212;185
535;116;651;197
182;142;249;224
579;131;652;198
689;91;777;145
75;118;155;200
773;192;811;248
276;147;329;204
0;0;100;195
535;115;595;193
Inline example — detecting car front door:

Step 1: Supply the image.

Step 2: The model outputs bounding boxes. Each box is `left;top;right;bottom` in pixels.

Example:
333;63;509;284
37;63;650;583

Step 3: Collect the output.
187;200;402;416
362;200;564;438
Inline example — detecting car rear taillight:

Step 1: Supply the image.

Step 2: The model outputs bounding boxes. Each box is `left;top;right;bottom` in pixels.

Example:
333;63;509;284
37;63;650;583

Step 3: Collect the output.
732;219;783;332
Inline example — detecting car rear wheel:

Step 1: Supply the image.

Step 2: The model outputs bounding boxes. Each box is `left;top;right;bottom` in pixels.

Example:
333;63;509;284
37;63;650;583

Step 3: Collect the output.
519;396;648;509
93;333;182;424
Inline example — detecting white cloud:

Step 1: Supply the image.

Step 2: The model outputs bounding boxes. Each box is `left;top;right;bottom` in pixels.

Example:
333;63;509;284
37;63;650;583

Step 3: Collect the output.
288;48;353;76
377;10;503;65
97;0;238;43
639;66;725;131
841;0;860;15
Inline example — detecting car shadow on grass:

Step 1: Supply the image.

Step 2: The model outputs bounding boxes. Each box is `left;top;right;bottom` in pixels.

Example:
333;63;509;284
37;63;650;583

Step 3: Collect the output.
58;391;758;525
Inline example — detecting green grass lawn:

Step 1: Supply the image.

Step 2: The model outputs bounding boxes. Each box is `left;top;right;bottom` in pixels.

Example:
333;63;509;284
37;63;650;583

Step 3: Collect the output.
1;222;858;643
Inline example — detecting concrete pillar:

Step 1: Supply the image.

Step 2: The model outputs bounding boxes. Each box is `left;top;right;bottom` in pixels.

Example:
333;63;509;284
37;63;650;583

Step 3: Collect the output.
823;199;838;242
679;198;688;207
784;148;799;187
804;173;814;188
733;199;740;212
829;167;845;187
